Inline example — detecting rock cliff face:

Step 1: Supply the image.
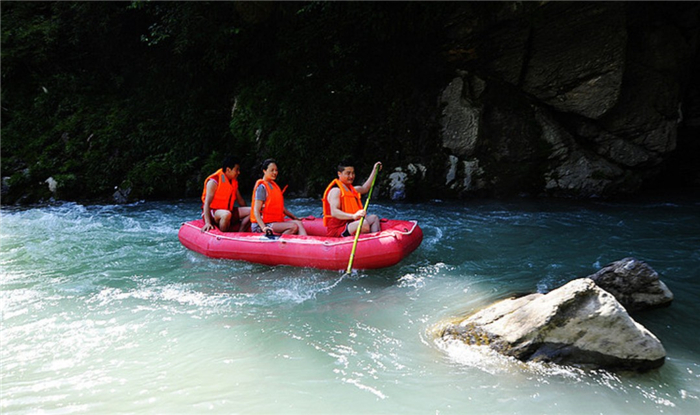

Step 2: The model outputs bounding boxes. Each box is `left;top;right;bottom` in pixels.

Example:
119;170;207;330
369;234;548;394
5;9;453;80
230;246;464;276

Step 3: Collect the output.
2;2;697;204
432;2;699;198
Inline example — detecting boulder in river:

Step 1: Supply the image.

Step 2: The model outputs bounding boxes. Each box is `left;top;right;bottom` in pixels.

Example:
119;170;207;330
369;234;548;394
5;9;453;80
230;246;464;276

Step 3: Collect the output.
588;257;674;312
438;278;666;372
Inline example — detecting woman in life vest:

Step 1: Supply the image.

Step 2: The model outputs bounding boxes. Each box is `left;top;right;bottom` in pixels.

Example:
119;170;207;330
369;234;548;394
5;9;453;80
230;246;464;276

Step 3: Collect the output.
322;160;382;237
250;158;307;236
201;156;251;232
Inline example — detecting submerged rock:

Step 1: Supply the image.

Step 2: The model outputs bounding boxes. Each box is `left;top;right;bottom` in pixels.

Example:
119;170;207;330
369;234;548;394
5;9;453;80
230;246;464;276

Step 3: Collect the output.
438;278;665;372
588;257;674;312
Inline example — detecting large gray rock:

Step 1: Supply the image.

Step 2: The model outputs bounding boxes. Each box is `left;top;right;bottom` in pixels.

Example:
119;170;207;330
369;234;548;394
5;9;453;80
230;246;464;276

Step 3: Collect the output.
588;258;674;312
440;77;481;158
521;2;627;119
438;278;666;372
444;3;531;85
544;150;628;197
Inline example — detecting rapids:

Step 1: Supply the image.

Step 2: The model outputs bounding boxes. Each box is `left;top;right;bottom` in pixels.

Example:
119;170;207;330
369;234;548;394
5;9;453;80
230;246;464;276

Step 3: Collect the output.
2;194;699;414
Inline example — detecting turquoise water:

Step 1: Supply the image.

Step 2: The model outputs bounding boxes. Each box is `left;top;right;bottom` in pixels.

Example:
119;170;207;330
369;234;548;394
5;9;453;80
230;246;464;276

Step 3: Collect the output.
1;195;699;414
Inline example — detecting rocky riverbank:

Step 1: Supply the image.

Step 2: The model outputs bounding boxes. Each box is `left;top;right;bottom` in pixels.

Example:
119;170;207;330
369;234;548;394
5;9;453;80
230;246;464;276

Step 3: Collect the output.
2;2;698;205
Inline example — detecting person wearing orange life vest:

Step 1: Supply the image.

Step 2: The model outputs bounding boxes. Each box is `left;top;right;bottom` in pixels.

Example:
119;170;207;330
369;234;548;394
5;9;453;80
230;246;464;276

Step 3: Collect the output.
250;158;307;236
322;160;382;237
201;156;251;232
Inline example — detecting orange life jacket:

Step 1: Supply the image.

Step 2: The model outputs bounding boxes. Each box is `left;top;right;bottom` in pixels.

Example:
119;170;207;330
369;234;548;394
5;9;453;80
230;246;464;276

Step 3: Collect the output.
201;169;238;211
250;179;285;224
322;179;363;226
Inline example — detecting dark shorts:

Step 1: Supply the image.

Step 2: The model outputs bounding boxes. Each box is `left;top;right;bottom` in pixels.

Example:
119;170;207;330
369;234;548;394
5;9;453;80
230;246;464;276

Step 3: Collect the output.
251;221;281;233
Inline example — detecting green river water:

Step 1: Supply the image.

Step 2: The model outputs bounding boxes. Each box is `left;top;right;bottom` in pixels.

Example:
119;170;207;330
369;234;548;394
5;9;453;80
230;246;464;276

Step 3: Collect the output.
1;194;699;414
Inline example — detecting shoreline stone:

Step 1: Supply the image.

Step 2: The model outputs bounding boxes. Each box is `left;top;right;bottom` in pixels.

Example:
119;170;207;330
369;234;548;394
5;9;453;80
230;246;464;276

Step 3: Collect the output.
438;278;666;372
587;257;674;312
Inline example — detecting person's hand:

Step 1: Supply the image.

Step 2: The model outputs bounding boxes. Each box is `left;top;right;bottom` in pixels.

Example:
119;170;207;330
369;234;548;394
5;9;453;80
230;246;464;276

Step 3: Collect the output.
374;161;382;172
201;223;214;232
353;209;366;220
263;225;273;234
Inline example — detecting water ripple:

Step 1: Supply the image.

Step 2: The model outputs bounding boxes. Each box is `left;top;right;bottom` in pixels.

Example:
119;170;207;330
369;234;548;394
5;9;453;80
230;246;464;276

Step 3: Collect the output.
2;197;700;414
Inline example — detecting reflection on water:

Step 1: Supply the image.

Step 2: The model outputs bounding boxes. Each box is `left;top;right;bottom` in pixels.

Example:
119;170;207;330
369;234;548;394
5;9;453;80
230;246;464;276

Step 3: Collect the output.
2;195;700;414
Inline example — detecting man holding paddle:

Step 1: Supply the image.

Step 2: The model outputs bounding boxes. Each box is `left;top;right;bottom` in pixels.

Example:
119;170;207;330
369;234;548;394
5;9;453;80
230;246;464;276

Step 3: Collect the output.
322;160;382;237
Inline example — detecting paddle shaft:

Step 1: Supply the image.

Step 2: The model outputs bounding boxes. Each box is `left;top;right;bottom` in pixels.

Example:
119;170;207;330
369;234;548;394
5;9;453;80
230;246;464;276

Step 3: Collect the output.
344;167;379;275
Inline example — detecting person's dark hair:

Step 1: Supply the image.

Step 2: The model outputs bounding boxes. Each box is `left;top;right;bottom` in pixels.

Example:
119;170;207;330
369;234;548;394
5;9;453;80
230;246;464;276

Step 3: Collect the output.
261;158;277;174
337;159;354;173
222;156;240;171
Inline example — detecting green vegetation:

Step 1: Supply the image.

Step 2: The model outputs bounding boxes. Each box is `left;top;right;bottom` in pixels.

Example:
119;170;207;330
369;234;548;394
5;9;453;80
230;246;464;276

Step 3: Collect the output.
2;1;454;204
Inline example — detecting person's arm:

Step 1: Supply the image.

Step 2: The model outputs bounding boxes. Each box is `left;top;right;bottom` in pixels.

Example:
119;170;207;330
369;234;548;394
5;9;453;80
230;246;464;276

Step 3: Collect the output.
253;185;271;233
253;199;268;231
328;187;364;221
283;206;300;221
235;189;246;207
201;179;218;232
354;161;382;195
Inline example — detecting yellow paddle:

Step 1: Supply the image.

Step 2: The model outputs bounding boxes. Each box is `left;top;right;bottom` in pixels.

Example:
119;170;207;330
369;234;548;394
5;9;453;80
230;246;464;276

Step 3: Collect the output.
344;165;380;276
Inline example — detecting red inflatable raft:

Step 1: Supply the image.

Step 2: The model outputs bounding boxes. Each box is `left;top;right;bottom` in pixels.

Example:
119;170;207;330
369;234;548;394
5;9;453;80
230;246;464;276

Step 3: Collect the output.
178;216;423;270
